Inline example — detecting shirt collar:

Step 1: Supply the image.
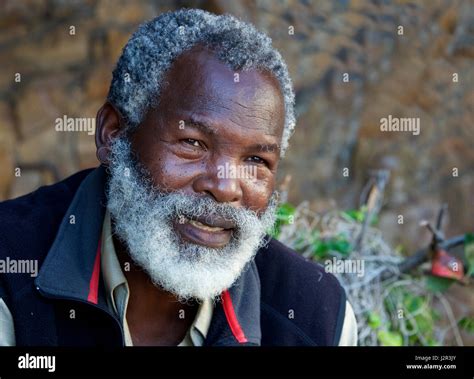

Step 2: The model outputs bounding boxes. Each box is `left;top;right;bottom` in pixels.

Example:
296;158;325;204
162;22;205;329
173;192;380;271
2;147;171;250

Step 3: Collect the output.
190;298;214;344
100;210;128;315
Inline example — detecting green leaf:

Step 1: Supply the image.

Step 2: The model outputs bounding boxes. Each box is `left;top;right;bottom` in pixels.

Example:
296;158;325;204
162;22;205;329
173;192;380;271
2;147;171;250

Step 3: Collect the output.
367;312;382;329
426;338;441;346
414;314;433;335
311;239;329;259
310;235;352;259
464;233;474;276
458;317;474;334
404;293;424;313
268;203;297;239
275;203;295;221
425;275;455;293
377;330;403;346
332;237;352;256
342;208;365;223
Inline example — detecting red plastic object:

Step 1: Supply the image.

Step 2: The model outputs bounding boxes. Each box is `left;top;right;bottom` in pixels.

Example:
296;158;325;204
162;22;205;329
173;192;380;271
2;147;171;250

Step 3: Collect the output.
431;249;464;281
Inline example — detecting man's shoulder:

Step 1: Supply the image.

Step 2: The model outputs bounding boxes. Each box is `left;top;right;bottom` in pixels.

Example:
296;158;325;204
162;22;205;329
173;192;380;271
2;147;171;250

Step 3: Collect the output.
255;237;346;345
0;169;94;260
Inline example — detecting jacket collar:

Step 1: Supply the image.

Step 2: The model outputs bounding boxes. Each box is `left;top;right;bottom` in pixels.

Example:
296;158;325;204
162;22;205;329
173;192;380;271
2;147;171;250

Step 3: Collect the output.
35;166;109;312
35;166;262;346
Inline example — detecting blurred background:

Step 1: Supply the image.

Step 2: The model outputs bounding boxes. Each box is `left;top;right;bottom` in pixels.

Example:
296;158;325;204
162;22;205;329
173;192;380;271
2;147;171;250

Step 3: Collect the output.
0;0;472;345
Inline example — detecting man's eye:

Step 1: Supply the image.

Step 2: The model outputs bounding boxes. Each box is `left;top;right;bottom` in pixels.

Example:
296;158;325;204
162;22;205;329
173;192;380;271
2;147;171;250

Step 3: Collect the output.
247;156;268;165
183;139;202;148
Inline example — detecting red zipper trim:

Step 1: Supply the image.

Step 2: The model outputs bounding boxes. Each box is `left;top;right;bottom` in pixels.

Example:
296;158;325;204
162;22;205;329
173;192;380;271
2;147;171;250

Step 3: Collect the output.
87;239;101;304
221;289;248;343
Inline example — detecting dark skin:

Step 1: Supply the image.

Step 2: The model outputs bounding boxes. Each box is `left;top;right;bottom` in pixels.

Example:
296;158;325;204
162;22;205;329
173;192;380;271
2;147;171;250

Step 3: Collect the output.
95;45;285;345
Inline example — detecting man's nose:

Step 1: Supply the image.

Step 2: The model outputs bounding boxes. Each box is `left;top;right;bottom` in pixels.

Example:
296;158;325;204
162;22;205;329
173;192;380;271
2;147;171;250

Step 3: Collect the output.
192;159;243;204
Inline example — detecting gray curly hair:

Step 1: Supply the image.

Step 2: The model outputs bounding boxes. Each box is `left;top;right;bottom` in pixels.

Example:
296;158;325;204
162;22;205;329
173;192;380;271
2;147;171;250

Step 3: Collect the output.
107;8;296;157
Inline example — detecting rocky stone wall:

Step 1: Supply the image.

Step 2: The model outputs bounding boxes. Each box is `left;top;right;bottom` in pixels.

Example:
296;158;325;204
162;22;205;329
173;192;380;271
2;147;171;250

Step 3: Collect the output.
0;0;472;250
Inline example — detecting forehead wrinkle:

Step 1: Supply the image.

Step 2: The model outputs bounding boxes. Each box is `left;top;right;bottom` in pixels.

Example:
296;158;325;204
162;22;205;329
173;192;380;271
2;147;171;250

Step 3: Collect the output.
228;118;274;137
183;101;232;116
219;110;279;138
243;113;271;122
177;101;280;139
191;115;280;147
228;112;280;135
233;99;274;113
203;101;274;125
180;78;277;121
231;102;273;122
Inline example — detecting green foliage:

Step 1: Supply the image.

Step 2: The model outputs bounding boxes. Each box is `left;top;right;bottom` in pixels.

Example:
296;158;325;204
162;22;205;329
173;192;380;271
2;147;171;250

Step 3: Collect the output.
366;311;404;346
342;207;366;223
270;203;353;259
367;312;382;329
464;233;474;276
294;229;352;260
311;234;352;259
458;317;474;334
425;276;455;293
342;206;378;226
383;287;441;346
404;292;424;313
275;201;470;346
377;330;403;346
267;203;295;238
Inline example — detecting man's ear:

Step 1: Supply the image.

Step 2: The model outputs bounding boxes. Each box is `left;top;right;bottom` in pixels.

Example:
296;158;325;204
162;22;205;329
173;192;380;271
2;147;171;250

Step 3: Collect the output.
95;102;123;165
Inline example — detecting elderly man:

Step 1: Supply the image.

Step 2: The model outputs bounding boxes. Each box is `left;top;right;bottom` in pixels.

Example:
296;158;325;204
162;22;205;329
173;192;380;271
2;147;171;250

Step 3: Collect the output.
0;9;357;346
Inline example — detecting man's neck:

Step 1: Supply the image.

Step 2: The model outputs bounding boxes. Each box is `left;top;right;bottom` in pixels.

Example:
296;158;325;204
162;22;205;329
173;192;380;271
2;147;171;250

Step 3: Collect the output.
113;235;198;346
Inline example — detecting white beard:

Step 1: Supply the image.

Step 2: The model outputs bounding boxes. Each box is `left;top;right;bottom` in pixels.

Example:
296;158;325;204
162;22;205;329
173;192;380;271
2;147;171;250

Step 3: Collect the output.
105;137;278;301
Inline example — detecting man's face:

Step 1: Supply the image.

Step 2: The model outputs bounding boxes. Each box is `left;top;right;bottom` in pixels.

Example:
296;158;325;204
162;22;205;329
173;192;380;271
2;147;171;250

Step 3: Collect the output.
106;46;285;301
130;46;285;246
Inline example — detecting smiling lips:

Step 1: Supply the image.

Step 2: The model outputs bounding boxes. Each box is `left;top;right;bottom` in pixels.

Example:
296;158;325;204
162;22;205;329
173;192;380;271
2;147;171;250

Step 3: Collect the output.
186;214;235;230
174;214;236;248
188;219;225;232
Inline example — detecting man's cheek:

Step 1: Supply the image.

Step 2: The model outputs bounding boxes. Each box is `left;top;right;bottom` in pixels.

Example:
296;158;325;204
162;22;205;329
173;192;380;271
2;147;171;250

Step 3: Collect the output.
148;157;201;191
242;183;274;213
